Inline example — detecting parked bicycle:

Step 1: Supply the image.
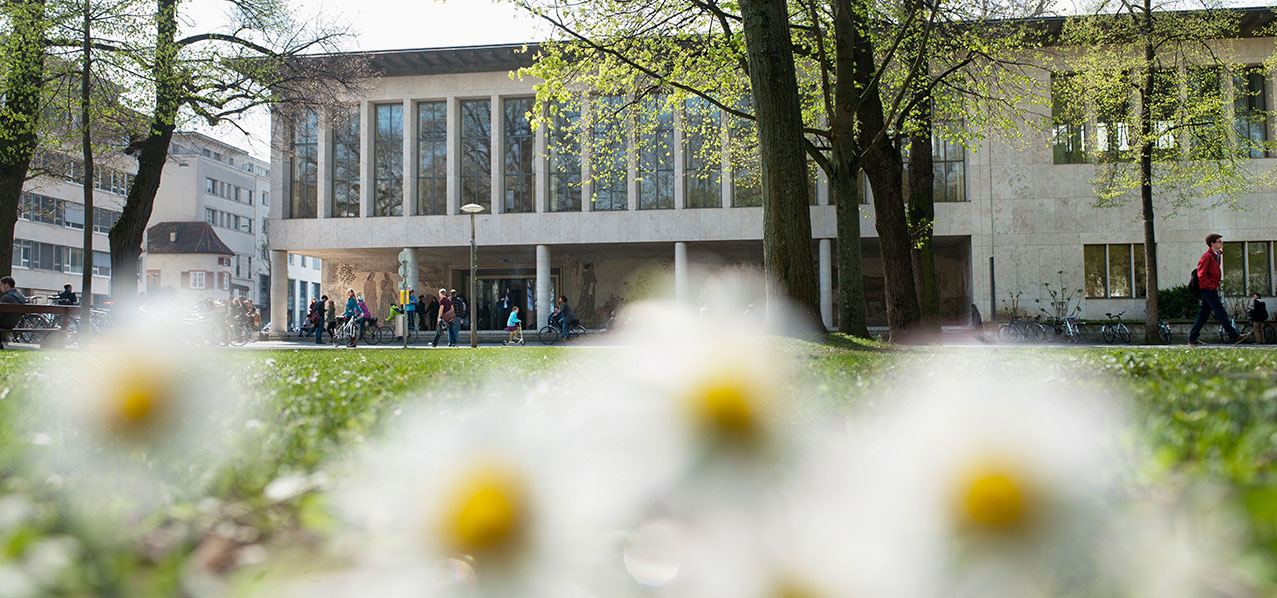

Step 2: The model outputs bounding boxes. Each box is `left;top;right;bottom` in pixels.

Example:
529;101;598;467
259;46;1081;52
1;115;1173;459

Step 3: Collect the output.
538;318;586;345
1061;315;1089;344
1101;312;1131;344
1158;320;1173;344
997;315;1049;343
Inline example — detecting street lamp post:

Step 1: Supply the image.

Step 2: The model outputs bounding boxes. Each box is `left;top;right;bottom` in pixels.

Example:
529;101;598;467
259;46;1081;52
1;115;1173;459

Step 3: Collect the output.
460;203;485;348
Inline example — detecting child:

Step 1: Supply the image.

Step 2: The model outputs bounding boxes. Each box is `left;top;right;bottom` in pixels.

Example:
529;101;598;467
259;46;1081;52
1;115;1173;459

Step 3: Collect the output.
505;305;521;344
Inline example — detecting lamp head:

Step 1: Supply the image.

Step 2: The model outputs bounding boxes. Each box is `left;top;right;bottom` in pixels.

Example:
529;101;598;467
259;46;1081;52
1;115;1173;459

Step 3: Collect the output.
460;203;485;214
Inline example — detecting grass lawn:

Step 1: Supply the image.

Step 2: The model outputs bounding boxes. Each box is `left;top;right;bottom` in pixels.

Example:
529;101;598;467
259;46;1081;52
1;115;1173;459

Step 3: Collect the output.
0;340;1274;595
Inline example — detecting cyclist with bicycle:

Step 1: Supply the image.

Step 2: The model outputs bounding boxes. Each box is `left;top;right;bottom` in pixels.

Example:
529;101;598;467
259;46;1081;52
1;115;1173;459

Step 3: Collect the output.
342;288;360;348
551;295;575;340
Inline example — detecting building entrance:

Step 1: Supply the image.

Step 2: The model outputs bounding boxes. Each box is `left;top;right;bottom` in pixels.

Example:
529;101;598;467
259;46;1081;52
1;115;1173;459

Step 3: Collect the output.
457;268;559;330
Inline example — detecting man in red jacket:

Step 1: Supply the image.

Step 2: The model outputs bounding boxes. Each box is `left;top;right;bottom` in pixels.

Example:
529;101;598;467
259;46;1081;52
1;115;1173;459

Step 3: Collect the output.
1189;233;1248;344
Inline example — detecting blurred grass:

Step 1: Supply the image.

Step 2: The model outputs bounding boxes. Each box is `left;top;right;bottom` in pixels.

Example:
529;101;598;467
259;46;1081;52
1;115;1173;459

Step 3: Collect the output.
0;343;1274;594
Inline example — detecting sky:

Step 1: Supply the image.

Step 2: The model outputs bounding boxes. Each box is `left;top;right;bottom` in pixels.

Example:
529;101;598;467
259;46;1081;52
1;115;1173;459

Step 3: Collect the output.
190;0;545;159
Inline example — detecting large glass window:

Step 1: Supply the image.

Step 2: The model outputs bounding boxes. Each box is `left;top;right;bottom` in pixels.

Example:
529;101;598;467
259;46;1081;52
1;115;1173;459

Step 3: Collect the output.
1051;74;1086;164
417;101;447;215
1247;241;1271;295
1234;68;1268;159
373;103;403;216
638;94;674;210
460;99;492;212
933;128;965;202
289;111;318;218
1084;243;1145;298
1222;241;1246;295
590;95;628;211
503;97;535;213
548;103;581;212
332;106;361;218
730;101;761;207
684;97;722;209
1187;67;1224;159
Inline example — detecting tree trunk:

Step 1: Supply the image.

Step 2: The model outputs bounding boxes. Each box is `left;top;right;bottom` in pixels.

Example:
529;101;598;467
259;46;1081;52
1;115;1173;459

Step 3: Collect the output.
1140;0;1161;343
109;0;179;302
831;162;870;337
738;0;825;333
849;5;922;341
0;0;49;276
81;0;95;314
908;122;940;330
830;0;869;338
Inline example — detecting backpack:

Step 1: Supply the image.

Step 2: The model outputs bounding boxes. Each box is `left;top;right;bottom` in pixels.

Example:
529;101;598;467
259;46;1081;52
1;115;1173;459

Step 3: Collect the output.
1188;268;1202;298
452;297;467;319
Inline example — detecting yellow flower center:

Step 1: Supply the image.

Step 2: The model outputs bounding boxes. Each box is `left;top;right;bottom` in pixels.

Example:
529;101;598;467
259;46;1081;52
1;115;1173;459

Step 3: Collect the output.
958;462;1034;533
440;466;527;559
771;577;824;598
105;369;171;437
689;375;765;445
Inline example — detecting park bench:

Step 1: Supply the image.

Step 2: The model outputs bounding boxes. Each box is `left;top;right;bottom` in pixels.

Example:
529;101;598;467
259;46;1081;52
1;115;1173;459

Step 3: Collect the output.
0;303;81;349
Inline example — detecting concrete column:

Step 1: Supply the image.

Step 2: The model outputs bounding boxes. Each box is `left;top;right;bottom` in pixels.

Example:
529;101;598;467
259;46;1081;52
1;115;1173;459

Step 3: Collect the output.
359;101;373;218
674;241;688;304
447;97;460;215
535;105;547;213
580;97;592;212
491;94;503;213
270;250;288;339
316;108;331;218
403;98;416;217
536;245;550;327
819;238;833;329
673;107;685;209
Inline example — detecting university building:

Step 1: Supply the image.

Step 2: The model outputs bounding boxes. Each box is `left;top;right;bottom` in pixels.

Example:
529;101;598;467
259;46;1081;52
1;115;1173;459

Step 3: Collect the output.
267;29;1277;333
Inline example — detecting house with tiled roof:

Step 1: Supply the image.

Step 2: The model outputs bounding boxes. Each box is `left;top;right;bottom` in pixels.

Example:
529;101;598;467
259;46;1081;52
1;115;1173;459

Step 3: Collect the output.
144;221;236;302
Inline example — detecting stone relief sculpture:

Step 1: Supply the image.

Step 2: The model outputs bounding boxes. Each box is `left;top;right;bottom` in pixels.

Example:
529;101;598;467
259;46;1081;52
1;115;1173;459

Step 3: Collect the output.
576;262;597;322
379;272;395;319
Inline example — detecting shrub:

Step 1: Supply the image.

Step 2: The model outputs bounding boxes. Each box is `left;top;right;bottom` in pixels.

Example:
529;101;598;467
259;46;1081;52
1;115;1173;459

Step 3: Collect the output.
1158;285;1198;319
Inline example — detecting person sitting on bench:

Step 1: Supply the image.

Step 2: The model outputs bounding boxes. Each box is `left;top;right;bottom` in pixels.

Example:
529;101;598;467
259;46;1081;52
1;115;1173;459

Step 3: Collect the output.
0;276;28;341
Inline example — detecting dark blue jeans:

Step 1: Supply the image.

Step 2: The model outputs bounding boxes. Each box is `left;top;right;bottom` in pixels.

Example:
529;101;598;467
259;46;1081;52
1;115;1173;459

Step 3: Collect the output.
1189;288;1238;342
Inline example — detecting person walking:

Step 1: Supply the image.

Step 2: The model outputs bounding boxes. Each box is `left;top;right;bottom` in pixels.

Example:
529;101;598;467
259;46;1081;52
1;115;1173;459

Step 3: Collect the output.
324;295;337;340
424;295;439;331
1189;233;1249;345
431;288;457;347
314;295;327;344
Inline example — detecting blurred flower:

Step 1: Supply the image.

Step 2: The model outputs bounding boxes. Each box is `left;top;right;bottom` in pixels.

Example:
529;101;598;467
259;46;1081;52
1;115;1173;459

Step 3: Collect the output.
845;357;1129;597
28;321;249;522
312;388;651;597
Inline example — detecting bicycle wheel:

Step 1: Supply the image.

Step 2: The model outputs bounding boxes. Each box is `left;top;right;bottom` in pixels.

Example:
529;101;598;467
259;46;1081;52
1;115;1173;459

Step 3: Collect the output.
228;326;248;347
538;325;560;345
1118;325;1130;344
1075;323;1089;343
363;325;382;345
997;324;1018;343
378;326;395;344
1237;323;1253;344
1102;326;1115;344
1028;323;1049;343
568;323;587;340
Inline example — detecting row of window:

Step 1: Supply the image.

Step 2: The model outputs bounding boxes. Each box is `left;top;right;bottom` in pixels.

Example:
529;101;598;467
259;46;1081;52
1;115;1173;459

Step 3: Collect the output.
185;270;231;291
205;207;254;234
286;279;323;326
287;96;966;219
205;177;255;205
19;192;122;233
11;239;111;277
286;253;321;269
31;151;135;196
1084;240;1276;298
1052;67;1269;164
